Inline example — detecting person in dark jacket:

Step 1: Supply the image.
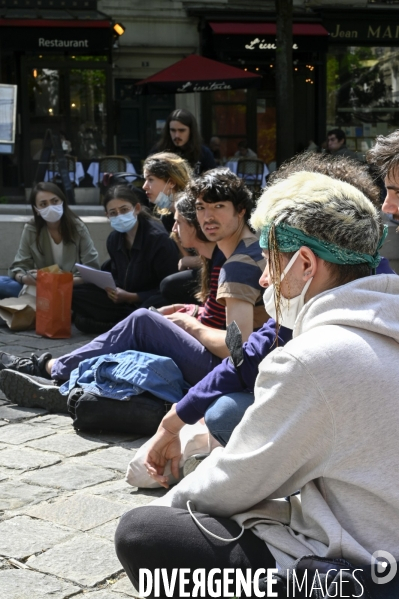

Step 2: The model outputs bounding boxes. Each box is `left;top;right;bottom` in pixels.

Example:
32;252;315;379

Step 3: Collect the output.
151;109;216;174
72;185;179;333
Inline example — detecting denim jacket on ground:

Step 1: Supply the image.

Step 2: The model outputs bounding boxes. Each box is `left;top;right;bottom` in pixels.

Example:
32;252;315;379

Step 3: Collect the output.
60;350;189;403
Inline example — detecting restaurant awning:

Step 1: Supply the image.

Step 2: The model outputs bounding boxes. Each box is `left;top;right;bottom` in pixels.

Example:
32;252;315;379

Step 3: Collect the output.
209;22;329;36
135;55;262;95
0;8;114;52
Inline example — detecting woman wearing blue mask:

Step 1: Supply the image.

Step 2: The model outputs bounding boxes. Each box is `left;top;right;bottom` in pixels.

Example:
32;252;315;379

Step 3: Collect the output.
142;152;192;234
0;182;99;300
72;185;180;334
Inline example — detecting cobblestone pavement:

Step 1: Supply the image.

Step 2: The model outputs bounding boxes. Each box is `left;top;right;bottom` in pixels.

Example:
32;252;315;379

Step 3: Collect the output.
0;325;166;598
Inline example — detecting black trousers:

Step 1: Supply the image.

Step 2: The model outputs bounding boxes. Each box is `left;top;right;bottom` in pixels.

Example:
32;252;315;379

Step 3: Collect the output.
72;283;135;323
160;269;200;305
114;505;275;599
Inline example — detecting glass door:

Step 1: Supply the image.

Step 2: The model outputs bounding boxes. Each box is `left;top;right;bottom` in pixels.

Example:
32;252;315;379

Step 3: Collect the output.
21;57;111;186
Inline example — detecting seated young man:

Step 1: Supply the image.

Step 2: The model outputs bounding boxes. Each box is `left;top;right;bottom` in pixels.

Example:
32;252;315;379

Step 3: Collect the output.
0;169;266;409
142;152;396;486
114;170;399;597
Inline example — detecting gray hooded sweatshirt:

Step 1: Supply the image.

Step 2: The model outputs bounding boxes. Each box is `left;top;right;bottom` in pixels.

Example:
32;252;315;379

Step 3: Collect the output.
152;274;399;569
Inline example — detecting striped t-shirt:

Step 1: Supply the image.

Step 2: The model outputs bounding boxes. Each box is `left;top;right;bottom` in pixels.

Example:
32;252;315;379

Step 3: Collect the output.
199;247;226;330
217;234;267;330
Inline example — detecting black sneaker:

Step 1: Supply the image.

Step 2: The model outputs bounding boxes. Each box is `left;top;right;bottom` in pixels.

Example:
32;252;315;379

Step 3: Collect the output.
0;370;67;413
0;351;52;378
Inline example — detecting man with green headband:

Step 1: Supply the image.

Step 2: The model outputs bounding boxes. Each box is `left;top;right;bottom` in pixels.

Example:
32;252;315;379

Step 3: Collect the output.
115;170;399;597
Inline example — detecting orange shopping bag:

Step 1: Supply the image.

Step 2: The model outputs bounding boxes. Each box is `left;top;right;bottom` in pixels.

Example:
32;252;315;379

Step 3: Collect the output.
36;265;73;339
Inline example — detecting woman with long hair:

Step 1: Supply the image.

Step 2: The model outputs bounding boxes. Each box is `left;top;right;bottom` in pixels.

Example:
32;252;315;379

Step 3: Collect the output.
72;184;180;334
0;182;99;299
142;151;192;233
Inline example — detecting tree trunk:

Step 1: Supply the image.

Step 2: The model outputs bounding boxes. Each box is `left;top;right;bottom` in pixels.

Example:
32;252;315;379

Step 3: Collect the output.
275;0;294;166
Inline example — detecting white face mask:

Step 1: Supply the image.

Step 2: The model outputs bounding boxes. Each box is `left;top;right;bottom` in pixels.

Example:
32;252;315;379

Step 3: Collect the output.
36;203;64;223
263;250;313;330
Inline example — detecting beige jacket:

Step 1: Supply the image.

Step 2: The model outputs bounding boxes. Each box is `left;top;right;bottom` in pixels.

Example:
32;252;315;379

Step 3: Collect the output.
9;220;100;277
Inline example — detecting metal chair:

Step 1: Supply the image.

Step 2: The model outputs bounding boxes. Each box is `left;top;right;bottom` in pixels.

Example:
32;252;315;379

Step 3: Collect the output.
236;158;265;192
48;154;77;185
98;155;128;181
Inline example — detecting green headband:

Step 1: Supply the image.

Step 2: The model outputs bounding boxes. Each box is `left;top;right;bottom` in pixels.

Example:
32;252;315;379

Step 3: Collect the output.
259;222;388;269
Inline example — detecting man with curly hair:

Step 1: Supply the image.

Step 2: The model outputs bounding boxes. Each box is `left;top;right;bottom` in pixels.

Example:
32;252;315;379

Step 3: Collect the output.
367;129;399;221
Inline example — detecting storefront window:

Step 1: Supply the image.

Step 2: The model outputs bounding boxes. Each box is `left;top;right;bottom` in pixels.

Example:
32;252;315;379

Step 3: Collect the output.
70;69;107;159
27;60;107;163
211;90;247;161
327;46;399;153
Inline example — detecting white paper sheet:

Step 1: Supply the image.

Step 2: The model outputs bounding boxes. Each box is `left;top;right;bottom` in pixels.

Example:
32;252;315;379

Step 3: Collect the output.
75;263;116;290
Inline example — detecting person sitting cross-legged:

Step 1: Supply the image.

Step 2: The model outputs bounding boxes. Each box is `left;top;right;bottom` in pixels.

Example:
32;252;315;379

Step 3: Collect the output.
114;170;399;599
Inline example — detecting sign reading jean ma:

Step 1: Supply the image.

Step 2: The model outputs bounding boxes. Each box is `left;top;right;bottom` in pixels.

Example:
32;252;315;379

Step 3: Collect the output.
326;20;399;41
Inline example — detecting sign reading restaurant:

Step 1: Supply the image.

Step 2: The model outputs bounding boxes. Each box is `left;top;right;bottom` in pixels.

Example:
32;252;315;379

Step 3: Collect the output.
39;38;89;48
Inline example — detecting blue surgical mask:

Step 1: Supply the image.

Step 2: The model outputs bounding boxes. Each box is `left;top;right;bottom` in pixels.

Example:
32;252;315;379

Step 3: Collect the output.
109;211;137;233
155;191;173;210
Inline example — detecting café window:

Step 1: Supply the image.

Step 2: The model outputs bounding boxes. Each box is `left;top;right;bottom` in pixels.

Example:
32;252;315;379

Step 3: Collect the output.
27;56;108;165
326;45;399;154
210;89;248;162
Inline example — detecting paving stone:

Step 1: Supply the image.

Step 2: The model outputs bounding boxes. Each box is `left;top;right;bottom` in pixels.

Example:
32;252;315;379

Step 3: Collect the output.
26;493;127;531
0;557;9;569
0;467;10;481
0;405;48;422
0;447;61;471
84;431;143;444
0;568;80;598
0;344;44;354
120;437;149;450
0;515;77;559
13;337;71;350
91;517;120;542
82;478;166;505
28;413;72;429
0;423;55;445
78;446;135;472
0;331;27;344
22;462;116;490
27;534;123;587
27;431;108;457
81;587;134;598
0;480;56;510
112;575;141;597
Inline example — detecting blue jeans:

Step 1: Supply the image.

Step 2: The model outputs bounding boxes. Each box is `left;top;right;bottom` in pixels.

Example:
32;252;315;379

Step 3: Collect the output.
52;308;222;385
0;276;22;299
205;391;255;446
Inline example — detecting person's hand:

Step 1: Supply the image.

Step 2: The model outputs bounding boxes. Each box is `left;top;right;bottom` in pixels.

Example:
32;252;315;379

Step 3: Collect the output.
178;257;191;271
144;428;182;489
165;311;198;332
24;270;37;285
157;304;185;316
105;287;131;304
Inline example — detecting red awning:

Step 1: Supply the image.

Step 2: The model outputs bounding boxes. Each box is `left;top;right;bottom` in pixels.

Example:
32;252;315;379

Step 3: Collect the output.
210;22;329;36
136;55;261;95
